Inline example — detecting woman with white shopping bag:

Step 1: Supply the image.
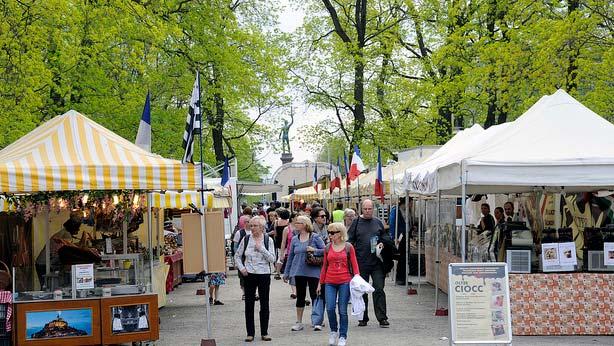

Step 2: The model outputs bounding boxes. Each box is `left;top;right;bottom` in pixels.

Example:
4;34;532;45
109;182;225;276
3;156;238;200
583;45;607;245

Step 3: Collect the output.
317;223;362;346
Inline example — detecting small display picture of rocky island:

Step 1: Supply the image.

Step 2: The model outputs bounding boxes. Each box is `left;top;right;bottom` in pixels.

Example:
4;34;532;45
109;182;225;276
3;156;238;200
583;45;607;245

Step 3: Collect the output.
26;309;93;340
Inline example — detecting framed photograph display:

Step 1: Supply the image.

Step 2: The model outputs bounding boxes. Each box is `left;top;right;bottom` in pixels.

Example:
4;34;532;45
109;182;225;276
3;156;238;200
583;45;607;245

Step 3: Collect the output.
15;299;101;346
100;294;158;345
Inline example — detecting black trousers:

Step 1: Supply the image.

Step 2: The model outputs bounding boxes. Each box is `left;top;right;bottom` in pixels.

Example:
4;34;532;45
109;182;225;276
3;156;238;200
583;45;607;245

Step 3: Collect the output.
294;275;319;308
360;265;388;322
244;274;271;337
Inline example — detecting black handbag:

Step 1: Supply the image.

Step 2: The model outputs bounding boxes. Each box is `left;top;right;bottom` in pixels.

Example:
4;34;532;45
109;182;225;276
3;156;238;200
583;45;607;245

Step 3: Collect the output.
305;234;323;266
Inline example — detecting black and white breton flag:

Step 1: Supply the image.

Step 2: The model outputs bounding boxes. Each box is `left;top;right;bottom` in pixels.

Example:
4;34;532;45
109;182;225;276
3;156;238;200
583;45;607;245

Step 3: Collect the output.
181;72;201;163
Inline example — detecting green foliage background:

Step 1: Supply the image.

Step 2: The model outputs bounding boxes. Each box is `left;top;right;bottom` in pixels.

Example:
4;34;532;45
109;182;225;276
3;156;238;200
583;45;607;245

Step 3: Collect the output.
0;0;288;181
1;0;612;176
293;0;613;167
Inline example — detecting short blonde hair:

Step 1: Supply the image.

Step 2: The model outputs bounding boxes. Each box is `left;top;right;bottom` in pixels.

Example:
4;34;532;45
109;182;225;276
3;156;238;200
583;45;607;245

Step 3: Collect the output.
327;222;348;241
295;215;313;233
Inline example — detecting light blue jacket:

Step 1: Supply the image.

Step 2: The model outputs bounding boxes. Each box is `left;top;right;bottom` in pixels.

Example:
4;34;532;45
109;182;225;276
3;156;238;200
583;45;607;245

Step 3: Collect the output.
284;232;325;279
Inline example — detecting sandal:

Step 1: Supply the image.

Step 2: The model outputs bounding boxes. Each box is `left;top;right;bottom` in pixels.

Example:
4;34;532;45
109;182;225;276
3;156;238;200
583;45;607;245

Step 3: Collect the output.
245;336;254;342
261;335;272;341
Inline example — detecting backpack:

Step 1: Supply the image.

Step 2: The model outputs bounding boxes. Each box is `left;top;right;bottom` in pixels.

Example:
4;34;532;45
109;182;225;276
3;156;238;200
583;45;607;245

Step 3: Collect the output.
241;233;270;265
324;243;354;276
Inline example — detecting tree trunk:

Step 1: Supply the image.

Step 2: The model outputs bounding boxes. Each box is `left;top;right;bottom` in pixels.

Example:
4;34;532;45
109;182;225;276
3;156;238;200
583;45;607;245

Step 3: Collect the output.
566;0;580;92
212;92;225;163
209;65;226;164
436;105;452;144
496;105;507;124
352;56;365;148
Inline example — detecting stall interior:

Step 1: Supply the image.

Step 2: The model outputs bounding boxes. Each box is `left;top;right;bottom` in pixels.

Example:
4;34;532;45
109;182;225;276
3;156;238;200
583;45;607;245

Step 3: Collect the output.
2;192;163;302
425;192;614;275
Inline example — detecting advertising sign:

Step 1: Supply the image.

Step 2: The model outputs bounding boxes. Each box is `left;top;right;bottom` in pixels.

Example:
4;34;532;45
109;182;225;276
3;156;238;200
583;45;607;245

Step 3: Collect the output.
448;263;512;344
74;263;95;290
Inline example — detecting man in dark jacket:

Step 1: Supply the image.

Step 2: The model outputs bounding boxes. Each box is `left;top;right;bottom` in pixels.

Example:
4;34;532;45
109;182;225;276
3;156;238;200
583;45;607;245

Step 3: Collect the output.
348;199;394;328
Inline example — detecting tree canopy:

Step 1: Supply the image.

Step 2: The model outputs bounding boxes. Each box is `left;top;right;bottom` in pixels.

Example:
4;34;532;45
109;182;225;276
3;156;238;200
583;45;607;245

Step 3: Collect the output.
0;0;289;181
293;0;613;166
1;0;612;176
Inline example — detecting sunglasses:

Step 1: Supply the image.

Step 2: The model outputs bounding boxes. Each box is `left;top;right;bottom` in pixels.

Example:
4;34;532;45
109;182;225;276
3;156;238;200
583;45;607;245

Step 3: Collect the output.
318;215;327;218
327;231;340;235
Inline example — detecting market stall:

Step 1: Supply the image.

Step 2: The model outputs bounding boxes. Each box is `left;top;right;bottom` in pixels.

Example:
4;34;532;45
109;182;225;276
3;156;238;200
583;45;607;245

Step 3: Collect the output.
0;110;201;345
404;90;614;335
151;189;231;289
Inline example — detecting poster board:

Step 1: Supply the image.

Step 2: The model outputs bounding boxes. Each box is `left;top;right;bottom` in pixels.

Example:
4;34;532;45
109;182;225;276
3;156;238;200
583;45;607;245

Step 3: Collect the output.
15;299;101;346
100;294;159;345
448;263;512;345
181;212;226;274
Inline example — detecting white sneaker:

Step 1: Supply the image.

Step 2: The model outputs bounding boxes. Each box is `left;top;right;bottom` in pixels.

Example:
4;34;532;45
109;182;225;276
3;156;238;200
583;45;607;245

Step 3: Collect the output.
291;322;303;331
328;331;338;345
313;324;323;331
338;337;347;346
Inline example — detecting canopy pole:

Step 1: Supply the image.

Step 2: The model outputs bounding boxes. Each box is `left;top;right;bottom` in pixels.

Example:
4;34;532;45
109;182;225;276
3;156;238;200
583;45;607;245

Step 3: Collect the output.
417;199;423;297
393;192;399;284
405;191;410;292
45;210;50;286
435;190;441;309
147;193;154;293
195;71;212;340
460;167;467;263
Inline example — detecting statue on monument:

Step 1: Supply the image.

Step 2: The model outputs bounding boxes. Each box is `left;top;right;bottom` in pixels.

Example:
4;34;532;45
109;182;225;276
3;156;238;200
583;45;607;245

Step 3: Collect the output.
279;111;294;154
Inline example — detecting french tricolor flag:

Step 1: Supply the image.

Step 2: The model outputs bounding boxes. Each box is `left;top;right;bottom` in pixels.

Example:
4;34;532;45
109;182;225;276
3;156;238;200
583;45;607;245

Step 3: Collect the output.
344;150;350;188
329;160;341;193
374;147;384;202
348;145;365;182
135;92;151;152
313;164;318;192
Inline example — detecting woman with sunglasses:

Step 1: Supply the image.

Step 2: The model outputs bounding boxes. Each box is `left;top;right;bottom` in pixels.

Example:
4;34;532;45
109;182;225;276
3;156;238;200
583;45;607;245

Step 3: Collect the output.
317;222;360;346
283;215;325;332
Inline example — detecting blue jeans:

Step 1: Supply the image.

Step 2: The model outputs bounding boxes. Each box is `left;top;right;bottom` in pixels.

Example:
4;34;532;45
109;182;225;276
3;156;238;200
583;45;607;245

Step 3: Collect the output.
325;283;350;338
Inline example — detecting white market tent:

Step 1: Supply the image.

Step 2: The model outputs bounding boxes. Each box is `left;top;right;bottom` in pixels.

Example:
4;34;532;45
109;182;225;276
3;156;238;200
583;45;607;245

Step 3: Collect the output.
437;89;614;194
398;123;486;195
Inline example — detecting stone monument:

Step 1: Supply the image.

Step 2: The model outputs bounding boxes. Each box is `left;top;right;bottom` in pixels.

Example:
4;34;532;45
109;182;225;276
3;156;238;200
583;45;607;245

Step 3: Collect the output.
280;111;294;164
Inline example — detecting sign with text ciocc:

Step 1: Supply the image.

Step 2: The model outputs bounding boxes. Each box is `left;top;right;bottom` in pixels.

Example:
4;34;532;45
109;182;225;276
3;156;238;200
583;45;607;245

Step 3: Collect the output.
448;263;512;344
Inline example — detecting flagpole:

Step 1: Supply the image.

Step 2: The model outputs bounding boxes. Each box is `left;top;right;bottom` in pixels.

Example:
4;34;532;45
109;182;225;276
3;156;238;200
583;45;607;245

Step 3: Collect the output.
196;71;212;339
357;174;361;213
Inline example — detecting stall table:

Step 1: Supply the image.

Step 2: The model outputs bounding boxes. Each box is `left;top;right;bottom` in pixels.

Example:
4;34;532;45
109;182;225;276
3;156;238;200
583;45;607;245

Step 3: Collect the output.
164;252;183;293
425;245;614;336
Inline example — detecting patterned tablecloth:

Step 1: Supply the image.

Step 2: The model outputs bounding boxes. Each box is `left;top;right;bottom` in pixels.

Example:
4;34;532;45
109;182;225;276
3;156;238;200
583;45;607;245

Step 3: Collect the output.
509;273;614;335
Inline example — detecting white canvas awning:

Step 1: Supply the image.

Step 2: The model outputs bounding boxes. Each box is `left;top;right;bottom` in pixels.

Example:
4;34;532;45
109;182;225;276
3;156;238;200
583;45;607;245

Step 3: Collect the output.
237;181;283;195
398;123;488;195
437;90;614;194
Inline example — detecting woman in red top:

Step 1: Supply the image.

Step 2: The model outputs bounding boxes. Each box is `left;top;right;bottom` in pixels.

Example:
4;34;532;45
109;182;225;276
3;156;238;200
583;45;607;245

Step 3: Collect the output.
317;223;360;346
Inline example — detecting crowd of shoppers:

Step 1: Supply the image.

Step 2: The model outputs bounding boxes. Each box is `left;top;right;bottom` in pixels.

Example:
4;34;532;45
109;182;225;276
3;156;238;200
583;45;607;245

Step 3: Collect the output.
231;198;402;344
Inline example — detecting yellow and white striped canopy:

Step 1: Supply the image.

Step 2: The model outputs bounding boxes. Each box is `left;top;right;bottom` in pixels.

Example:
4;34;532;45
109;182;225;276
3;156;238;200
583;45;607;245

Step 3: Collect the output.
0;110;201;193
281;184;329;202
151;191;230;209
